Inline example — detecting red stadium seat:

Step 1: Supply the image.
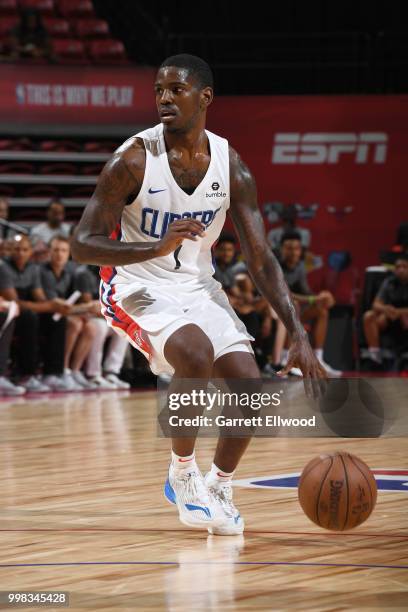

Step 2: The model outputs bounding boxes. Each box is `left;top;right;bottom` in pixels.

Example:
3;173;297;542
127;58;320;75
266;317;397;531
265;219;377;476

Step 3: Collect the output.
0;138;33;150
0;0;17;15
83;141;119;153
75;18;109;39
0;186;15;197
80;163;104;175
68;185;94;198
0;162;35;173
0;15;18;35
19;0;55;16
39;139;82;152
39;162;77;174
58;0;94;18
23;185;60;197
51;38;87;63
88;39;127;64
43;17;70;37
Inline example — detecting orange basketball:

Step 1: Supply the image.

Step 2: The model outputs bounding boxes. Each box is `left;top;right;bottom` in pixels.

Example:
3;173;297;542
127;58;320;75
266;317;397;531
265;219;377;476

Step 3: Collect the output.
298;451;377;531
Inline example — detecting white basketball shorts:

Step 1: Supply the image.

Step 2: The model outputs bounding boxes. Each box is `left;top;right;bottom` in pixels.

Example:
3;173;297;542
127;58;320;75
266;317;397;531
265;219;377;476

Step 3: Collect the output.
100;279;254;376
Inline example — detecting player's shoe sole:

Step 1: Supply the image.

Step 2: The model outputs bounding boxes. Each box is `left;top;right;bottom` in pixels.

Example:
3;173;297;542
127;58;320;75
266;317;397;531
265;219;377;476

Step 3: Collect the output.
207;513;245;536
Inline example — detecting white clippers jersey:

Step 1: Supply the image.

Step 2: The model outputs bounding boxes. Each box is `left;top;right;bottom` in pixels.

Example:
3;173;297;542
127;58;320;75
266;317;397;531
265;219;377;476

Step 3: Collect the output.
105;123;230;294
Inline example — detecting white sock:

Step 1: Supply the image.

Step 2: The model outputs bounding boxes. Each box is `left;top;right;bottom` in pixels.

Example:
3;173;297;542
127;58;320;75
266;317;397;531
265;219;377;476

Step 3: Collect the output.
171;450;197;473
280;349;289;364
206;463;235;485
314;349;323;361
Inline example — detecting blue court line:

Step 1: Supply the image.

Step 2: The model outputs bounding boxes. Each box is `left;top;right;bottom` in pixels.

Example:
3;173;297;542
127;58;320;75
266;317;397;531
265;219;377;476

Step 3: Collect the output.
0;561;407;569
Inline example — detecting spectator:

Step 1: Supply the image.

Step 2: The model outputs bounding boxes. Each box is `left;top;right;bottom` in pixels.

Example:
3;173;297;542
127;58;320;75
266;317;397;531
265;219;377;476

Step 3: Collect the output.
268;204;311;251
363;255;408;366
30;200;70;247
9;8;52;61
40;236;96;390
0;198;30;241
0;295;24;396
0;197;9;239
0;239;14;260
0;235;72;391
214;235;274;363
213;234;247;290
278;231;341;376
76;265;130;389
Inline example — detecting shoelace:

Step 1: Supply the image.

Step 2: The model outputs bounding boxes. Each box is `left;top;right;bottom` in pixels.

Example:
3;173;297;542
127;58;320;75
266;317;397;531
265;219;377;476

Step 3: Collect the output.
179;470;212;505
210;483;236;517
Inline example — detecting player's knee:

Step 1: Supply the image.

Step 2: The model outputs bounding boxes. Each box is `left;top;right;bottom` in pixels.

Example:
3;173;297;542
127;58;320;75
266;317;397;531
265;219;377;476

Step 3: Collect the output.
178;343;214;373
165;327;214;374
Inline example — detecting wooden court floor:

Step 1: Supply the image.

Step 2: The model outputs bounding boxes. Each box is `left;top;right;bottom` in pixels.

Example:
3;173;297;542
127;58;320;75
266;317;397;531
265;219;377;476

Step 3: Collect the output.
0;386;407;611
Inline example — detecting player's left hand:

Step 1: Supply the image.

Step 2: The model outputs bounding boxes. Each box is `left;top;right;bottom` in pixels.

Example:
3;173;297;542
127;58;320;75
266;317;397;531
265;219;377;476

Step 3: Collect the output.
278;334;327;399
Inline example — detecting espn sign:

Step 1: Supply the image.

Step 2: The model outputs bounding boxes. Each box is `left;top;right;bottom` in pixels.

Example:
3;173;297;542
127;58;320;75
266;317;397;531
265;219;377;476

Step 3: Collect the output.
272;133;388;164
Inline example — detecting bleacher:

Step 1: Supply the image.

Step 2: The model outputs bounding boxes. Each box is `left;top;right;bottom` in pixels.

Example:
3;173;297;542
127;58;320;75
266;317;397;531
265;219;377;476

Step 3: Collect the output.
0;0;128;64
0;136;120;224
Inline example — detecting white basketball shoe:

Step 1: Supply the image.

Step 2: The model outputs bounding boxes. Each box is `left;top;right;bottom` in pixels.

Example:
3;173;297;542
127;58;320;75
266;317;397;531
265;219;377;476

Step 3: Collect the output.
164;465;226;530
204;474;244;536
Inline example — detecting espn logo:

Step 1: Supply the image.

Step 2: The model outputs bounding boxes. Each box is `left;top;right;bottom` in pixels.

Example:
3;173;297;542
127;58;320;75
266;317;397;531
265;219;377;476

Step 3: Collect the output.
272;133;388;164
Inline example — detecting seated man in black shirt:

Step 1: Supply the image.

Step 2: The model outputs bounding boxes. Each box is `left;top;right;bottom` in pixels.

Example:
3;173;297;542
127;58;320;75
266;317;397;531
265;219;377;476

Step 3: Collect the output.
278;231;341;376
40;236;97;390
363;255;408;365
0;235;72;392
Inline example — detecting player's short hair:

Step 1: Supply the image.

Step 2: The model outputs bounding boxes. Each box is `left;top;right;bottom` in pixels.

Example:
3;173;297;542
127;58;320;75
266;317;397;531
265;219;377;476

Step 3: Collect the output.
159;54;214;89
280;231;302;245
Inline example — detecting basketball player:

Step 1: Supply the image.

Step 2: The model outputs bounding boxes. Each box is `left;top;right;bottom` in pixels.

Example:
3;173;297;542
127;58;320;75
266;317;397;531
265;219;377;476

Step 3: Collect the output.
72;55;326;535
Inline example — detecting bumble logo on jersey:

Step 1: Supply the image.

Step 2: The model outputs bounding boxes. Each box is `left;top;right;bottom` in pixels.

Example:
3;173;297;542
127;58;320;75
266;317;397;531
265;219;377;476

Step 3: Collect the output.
206;181;227;198
141;206;222;239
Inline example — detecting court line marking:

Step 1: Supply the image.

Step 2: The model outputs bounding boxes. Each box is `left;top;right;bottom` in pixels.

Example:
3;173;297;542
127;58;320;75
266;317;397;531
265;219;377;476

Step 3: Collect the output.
0;528;407;538
0;561;407;569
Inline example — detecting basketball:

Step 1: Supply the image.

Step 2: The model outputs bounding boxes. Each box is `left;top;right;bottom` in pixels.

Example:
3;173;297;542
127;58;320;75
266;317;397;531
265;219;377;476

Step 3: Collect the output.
298;452;377;531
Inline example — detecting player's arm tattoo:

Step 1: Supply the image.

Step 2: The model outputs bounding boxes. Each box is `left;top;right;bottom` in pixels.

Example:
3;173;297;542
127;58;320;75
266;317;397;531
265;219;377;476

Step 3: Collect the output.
71;140;158;266
229;148;306;340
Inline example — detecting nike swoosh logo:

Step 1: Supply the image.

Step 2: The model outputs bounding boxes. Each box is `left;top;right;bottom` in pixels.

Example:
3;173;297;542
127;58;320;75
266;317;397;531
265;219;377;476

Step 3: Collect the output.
148;187;166;194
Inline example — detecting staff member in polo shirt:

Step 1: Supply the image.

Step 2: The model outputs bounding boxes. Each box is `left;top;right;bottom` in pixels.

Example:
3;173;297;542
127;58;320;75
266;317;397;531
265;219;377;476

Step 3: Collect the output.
41;235;97;390
0;234;72;392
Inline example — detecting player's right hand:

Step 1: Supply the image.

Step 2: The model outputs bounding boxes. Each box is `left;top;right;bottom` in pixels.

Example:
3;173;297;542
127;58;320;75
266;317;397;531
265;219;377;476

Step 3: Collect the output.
154;219;206;257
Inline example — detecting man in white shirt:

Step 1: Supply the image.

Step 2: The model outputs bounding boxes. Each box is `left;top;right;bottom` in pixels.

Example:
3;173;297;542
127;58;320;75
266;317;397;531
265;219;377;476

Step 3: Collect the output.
30;200;71;246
